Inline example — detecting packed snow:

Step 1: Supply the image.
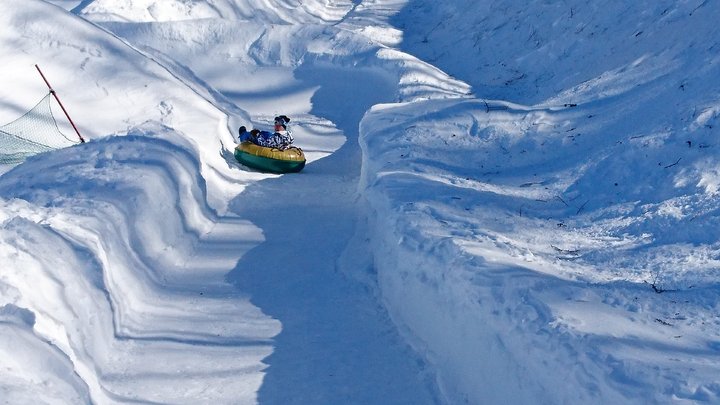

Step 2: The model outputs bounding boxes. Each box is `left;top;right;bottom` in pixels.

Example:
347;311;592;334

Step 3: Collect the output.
1;0;718;403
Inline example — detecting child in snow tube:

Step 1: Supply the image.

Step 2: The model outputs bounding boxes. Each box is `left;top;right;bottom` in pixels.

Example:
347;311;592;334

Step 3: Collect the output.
238;115;294;150
235;115;305;173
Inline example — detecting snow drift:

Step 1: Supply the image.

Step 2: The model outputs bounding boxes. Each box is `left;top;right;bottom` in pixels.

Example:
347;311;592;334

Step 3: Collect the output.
359;0;720;403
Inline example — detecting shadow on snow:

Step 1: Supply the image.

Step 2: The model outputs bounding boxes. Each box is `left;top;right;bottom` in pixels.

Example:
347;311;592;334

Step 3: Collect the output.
226;65;439;404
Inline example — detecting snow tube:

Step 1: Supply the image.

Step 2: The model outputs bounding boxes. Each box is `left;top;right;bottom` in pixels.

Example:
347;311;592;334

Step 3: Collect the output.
234;141;306;173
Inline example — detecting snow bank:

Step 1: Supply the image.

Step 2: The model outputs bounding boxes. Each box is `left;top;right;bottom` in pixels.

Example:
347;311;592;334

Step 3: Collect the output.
0;1;278;402
395;0;720;104
1;0;249;211
358;0;720;403
74;0;355;23
0;133;280;403
359;98;720;403
0;303;90;404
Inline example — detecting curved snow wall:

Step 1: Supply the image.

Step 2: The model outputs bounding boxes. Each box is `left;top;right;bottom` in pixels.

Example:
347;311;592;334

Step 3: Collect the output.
357;0;720;403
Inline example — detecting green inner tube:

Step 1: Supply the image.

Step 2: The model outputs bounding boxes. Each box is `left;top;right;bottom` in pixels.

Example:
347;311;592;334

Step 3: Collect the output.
234;142;306;173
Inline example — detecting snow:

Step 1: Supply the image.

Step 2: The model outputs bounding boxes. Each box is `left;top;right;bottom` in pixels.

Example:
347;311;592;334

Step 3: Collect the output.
1;0;719;403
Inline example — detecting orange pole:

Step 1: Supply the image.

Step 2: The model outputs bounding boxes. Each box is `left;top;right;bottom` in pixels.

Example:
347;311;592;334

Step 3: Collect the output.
35;64;85;143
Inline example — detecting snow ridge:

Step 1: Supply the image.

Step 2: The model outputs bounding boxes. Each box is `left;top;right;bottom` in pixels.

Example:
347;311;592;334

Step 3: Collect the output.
0;135;277;403
358;0;720;403
74;0;355;24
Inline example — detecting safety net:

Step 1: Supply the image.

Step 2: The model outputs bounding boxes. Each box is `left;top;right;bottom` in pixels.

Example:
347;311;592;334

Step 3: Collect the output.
0;92;81;164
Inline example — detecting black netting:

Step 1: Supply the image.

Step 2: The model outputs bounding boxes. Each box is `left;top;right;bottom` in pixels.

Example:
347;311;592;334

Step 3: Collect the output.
0;93;80;164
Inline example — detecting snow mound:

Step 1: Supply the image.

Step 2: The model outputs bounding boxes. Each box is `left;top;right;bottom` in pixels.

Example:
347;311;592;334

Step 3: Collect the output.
357;0;720;403
0;134;279;403
396;0;720;104
74;0;355;23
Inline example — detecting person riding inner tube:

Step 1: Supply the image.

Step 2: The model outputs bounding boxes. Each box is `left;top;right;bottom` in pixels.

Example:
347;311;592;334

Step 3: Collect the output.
235;115;305;173
238;115;294;150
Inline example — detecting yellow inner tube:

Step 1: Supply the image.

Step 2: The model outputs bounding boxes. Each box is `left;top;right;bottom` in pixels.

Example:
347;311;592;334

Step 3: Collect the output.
236;141;305;162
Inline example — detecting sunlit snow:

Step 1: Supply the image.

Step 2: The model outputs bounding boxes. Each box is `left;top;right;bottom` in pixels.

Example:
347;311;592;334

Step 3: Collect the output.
1;0;719;403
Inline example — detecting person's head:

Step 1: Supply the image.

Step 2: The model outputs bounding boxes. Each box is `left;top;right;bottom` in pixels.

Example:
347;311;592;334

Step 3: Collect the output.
274;115;290;131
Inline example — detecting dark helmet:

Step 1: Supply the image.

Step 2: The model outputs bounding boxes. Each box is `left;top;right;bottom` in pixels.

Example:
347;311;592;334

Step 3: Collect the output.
274;116;287;130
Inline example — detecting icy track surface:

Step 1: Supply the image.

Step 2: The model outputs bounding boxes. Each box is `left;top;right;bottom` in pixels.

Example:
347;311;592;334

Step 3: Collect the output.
1;0;719;404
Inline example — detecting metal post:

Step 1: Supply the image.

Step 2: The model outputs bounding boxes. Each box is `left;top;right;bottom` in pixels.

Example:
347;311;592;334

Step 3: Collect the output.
34;64;85;143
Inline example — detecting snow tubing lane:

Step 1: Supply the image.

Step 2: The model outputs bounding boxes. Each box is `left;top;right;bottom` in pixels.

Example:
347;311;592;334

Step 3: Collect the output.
234;141;306;173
